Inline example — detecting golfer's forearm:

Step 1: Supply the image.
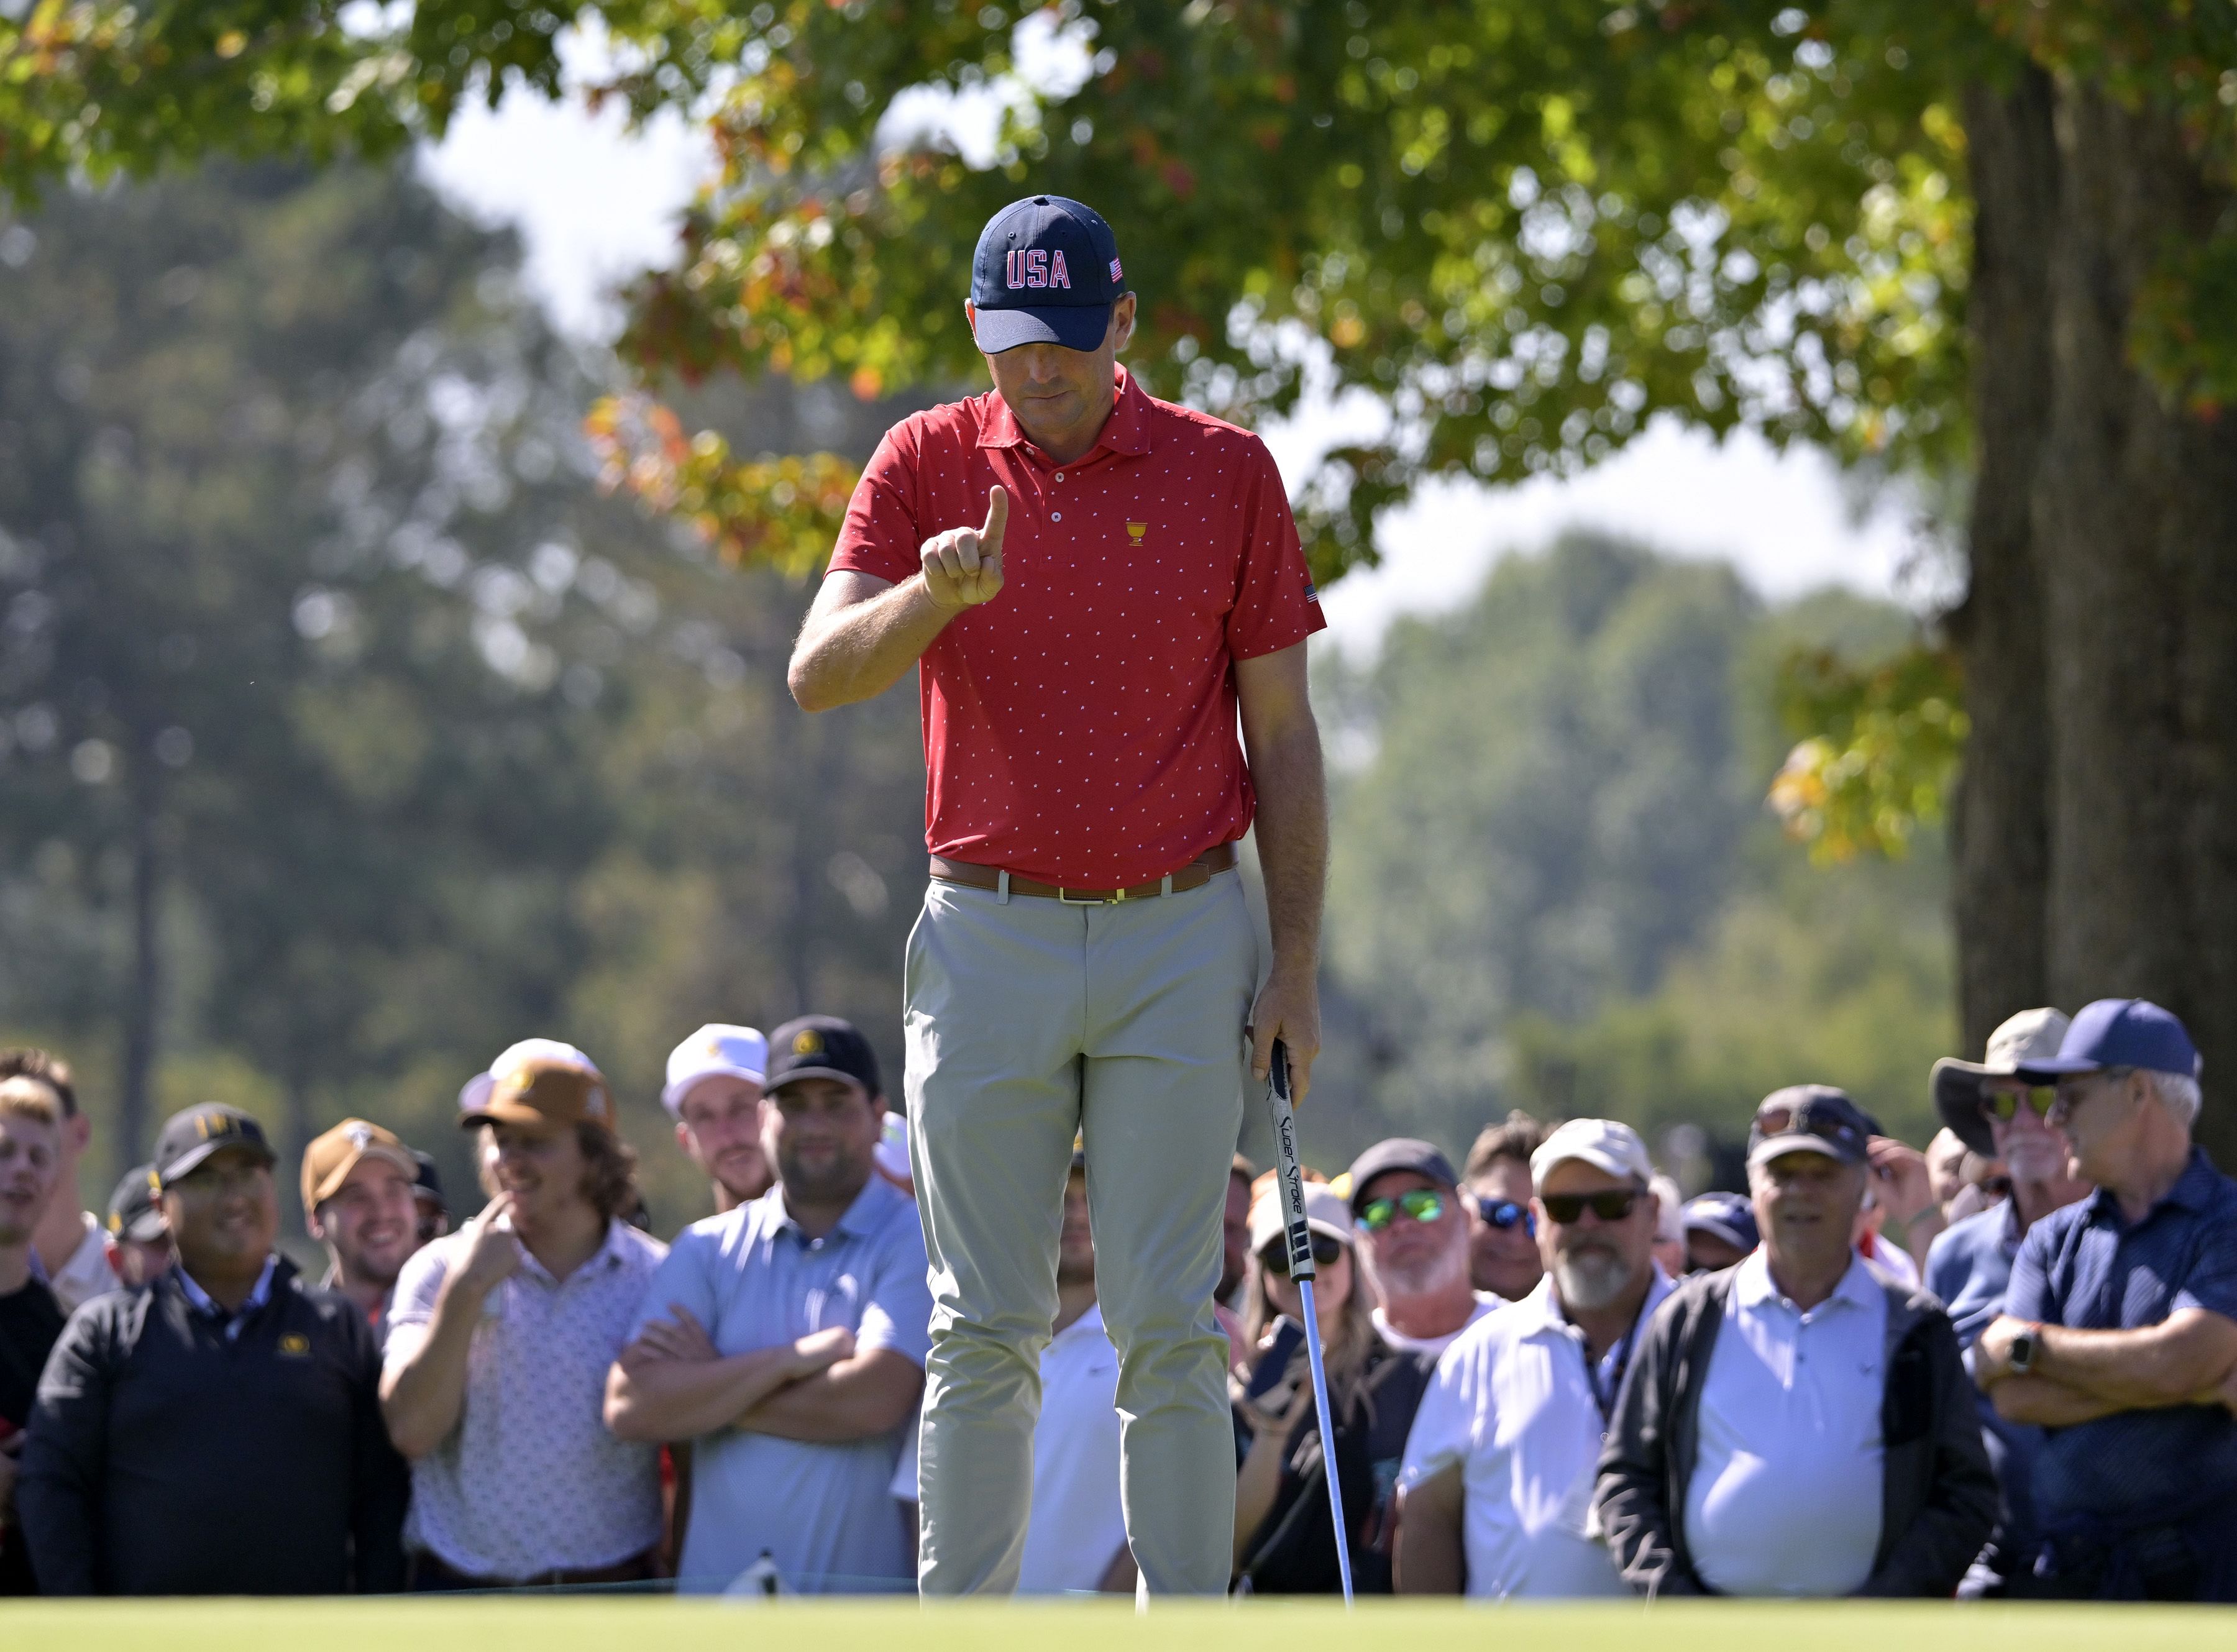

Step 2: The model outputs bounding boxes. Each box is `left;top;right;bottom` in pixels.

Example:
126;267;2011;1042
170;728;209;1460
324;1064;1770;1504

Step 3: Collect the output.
1248;719;1327;971
789;577;952;710
605;1347;806;1441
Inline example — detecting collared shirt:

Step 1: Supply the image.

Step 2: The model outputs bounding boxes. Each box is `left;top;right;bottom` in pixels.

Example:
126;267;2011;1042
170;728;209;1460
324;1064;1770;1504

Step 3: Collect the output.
1926;1200;2023;1352
2004;1146;2237;1530
633;1177;931;1594
176;1255;279;1340
1400;1271;1673;1599
1373;1294;1501;1361
1016;1302;1126;1593
828;366;1325;887
42;1212;116;1316
1686;1250;1888;1597
386;1217;667;1579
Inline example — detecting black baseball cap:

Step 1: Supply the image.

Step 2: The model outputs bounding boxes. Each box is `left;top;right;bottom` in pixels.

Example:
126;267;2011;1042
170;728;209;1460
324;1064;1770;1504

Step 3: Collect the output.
106;1163;165;1243
1747;1085;1872;1170
412;1149;447;1215
1345;1138;1460;1215
766;1016;883;1100
969;195;1127;354
152;1103;276;1189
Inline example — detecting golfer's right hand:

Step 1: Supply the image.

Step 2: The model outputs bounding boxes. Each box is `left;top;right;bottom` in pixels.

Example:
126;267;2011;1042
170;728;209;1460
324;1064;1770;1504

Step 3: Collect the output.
921;485;1008;611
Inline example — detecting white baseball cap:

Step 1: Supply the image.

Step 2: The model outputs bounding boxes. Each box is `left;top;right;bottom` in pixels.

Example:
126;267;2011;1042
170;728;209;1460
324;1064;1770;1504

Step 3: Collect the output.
1248;1181;1353;1255
457;1038;598;1117
873;1111;913;1189
1531;1118;1655;1187
661;1024;770;1117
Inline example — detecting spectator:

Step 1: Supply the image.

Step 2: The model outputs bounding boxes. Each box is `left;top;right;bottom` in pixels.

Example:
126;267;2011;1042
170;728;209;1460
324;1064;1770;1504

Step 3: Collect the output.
605;1017;928;1595
1974;999;2237;1600
1926;1126;2006;1226
381;1046;667;1589
1234;1183;1425;1593
410;1151;449;1249
1347;1139;1497;1359
1596;1085;1995;1598
101;1166;171;1289
1649;1173;1686;1280
1857;1125;1939;1285
0;1052;107;1315
0;1079;66;1595
1396;1120;1672;1597
21;1104;406;1595
1925;1006;2087;1594
1220;1154;1255;1305
662;1024;773;1213
302;1120;421;1342
1460;1112;1545;1303
1680;1193;1758;1275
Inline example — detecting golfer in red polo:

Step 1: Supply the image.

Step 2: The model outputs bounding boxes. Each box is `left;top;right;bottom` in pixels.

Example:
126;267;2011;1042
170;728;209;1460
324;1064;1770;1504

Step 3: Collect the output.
789;194;1327;1595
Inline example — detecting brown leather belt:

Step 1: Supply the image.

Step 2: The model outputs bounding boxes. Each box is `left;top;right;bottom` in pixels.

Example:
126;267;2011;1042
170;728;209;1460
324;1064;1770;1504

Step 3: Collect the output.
411;1548;657;1591
930;843;1236;904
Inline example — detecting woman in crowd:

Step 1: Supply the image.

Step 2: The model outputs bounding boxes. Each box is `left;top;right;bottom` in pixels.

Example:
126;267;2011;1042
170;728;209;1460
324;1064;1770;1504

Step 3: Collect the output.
1230;1182;1429;1594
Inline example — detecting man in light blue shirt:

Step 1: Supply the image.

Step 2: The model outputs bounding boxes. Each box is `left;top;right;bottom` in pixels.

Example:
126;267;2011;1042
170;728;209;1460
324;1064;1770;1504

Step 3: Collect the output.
606;1016;932;1594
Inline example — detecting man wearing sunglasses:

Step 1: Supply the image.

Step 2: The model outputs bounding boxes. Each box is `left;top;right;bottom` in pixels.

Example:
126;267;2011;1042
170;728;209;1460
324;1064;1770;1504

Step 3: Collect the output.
1923;1007;2087;1594
1396;1119;1671;1597
1460;1112;1546;1303
1346;1140;1498;1360
1598;1085;1994;1599
1972;999;2237;1600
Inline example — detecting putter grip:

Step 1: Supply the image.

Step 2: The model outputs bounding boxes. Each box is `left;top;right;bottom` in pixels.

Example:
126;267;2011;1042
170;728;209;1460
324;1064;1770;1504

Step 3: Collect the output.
1267;1039;1316;1282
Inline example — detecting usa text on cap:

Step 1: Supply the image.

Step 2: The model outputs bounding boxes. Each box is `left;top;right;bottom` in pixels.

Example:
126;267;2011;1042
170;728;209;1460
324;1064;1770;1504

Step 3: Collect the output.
969;195;1127;354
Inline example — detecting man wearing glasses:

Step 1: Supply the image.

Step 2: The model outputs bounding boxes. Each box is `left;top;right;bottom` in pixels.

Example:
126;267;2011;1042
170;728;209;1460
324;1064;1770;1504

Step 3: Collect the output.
1395;1120;1672;1596
1923;1006;2090;1594
1972;998;2237;1600
1459;1113;1546;1303
1597;1085;1995;1597
1345;1140;1497;1360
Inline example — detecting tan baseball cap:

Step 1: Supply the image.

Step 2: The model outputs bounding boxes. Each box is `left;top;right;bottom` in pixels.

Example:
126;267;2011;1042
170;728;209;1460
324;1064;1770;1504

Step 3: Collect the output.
301;1118;418;1215
457;1051;614;1134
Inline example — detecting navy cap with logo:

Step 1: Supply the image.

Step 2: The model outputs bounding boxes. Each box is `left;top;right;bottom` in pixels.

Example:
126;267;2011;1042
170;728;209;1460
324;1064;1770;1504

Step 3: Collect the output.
1747;1084;1872;1170
106;1162;165;1243
765;1015;884;1100
1345;1137;1461;1215
969;194;1127;354
152;1103;277;1190
2014;997;2202;1082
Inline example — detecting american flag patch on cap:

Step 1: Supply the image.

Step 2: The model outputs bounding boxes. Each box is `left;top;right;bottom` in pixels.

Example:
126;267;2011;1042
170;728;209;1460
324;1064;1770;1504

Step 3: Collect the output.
1109;257;1123;281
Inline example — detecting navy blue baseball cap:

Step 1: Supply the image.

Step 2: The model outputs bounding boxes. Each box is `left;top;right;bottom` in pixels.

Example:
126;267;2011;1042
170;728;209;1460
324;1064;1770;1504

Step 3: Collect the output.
969;195;1127;354
1748;1084;1872;1169
2014;997;2201;1081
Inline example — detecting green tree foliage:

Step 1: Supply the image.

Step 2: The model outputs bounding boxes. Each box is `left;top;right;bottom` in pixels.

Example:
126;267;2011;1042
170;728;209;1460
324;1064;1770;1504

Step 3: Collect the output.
0;164;928;1230
1317;536;1952;1157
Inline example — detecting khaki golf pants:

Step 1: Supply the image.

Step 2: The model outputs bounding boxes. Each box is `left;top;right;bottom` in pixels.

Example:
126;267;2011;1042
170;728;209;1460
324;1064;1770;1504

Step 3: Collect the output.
905;870;1255;1597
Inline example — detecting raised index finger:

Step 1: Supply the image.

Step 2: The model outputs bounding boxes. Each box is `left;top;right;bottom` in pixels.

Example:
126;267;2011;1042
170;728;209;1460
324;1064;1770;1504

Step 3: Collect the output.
981;483;1009;554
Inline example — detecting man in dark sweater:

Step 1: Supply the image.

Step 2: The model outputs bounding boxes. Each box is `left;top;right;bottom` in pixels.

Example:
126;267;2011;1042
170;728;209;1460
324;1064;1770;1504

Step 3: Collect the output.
17;1103;407;1595
0;1079;69;1595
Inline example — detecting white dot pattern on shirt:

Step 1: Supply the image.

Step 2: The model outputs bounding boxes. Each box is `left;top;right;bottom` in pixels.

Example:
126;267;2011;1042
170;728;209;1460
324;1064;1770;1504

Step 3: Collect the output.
830;372;1327;887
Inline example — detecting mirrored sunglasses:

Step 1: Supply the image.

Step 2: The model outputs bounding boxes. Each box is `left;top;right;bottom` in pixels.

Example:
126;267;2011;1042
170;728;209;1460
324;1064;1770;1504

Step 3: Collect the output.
1356;1189;1446;1231
1980;1085;2056;1123
1475;1197;1536;1236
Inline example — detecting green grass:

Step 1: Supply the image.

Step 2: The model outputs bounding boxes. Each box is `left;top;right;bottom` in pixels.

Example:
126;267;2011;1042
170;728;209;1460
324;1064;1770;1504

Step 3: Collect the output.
6;1599;2234;1652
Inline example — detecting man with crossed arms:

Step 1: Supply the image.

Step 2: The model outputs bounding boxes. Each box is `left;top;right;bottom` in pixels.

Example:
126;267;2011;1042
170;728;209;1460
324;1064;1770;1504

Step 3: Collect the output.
789;193;1327;1595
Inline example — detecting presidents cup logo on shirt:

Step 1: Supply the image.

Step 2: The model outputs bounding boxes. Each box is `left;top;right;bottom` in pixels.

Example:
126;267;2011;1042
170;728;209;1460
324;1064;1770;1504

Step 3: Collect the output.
1127;523;1148;544
278;1333;311;1357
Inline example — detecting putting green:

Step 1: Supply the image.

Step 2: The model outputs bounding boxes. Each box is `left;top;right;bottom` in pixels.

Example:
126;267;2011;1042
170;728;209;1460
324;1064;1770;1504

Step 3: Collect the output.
6;1598;2232;1652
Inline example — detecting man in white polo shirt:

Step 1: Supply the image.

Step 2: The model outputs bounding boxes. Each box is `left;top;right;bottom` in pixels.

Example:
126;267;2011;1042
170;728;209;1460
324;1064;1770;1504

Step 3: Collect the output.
662;1024;772;1215
606;1016;931;1594
1596;1086;1995;1597
1394;1119;1670;1597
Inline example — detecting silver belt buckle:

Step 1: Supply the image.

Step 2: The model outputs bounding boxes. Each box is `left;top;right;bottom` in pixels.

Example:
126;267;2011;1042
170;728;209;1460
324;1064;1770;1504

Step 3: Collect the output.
1056;886;1112;905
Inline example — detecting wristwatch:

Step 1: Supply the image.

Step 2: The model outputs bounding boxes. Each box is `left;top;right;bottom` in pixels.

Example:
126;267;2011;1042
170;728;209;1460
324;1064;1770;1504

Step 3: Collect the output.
2009;1323;2043;1375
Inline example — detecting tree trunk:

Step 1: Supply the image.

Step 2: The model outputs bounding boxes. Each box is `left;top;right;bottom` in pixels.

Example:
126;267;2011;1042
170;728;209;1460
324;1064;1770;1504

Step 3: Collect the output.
117;739;162;1178
2031;82;2237;1162
1949;67;2059;1062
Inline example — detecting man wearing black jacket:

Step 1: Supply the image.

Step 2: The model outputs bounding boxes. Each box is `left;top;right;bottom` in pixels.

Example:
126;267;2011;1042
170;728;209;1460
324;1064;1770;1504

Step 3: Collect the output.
18;1103;406;1595
1595;1087;1995;1598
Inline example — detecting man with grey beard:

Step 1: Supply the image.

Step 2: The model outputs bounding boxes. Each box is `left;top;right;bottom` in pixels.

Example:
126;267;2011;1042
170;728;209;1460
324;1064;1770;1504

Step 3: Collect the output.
1347;1140;1498;1360
1393;1120;1670;1596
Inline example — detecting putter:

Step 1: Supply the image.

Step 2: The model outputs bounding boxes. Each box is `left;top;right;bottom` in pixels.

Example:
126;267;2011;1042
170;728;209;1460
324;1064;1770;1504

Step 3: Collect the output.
1265;1037;1355;1604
